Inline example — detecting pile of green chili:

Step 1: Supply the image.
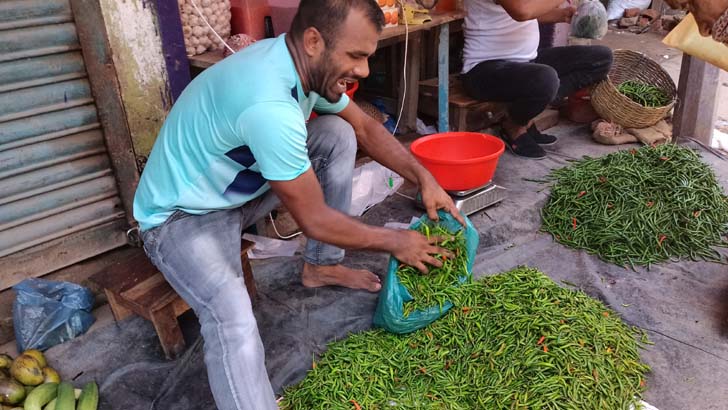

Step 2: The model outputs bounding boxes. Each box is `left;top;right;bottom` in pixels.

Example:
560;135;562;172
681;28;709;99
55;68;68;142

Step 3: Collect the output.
541;144;728;267
617;80;671;108
397;223;469;317
281;267;651;410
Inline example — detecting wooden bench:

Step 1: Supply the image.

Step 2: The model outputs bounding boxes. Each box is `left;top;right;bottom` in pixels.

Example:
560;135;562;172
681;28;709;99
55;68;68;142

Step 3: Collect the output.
90;240;257;359
419;75;507;132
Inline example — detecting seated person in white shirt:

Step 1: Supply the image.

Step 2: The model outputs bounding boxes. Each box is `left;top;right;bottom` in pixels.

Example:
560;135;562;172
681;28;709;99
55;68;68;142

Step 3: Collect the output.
461;0;613;159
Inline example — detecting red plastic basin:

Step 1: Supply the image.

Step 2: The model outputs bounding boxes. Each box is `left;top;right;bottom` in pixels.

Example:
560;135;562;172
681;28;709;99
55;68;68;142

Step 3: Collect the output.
308;82;359;121
410;132;505;191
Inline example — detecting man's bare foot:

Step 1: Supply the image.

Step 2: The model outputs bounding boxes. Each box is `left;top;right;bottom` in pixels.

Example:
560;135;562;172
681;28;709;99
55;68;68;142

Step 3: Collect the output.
302;262;382;292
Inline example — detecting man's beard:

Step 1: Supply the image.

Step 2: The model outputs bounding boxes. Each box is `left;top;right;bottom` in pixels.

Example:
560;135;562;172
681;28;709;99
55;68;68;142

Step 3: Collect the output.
713;8;728;45
311;50;343;103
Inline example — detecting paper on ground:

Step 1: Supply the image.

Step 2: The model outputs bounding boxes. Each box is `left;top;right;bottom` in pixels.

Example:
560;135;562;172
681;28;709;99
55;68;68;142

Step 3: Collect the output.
350;161;404;216
632;401;659;410
243;233;301;259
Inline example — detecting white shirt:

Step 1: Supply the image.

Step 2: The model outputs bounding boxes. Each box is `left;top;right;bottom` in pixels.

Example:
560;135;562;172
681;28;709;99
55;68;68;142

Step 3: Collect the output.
462;0;540;73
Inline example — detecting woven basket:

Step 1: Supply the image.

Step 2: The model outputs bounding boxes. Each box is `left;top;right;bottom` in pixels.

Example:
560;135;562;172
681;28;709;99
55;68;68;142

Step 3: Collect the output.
591;49;677;129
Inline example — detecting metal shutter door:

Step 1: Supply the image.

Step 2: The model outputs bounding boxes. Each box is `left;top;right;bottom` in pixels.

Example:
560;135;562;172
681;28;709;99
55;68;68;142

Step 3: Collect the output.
0;0;128;288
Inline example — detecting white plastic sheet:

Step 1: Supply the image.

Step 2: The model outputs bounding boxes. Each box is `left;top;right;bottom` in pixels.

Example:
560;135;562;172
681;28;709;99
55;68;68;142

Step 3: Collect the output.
349;161;405;216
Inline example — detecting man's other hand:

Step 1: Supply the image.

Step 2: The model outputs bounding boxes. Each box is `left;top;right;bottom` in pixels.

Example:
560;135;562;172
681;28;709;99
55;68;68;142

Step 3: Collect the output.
419;175;466;227
391;230;454;274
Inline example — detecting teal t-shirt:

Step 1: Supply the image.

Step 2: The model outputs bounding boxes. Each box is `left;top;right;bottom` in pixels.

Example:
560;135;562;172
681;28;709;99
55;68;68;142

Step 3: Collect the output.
133;35;349;231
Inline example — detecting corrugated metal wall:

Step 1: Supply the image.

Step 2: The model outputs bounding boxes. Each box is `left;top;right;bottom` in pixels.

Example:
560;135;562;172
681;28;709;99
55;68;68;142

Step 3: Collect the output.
0;0;128;287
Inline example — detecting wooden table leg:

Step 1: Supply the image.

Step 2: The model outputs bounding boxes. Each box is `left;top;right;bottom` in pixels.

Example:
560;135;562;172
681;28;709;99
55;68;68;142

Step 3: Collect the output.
397;31;423;133
438;23;450;133
150;304;186;359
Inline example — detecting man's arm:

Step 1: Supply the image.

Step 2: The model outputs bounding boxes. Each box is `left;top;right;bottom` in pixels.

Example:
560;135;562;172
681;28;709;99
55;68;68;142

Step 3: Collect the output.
537;6;576;24
336;102;465;225
269;169;449;273
496;0;567;21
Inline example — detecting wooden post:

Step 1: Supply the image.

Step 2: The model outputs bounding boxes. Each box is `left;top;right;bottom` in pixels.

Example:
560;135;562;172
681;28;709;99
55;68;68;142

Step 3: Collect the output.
397;31;423;133
154;0;192;102
70;0;140;227
438;23;450;133
673;55;720;144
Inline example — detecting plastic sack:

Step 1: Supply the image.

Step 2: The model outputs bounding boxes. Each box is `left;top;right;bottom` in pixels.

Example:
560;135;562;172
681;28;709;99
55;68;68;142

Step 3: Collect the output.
571;0;608;40
606;0;651;20
663;14;728;71
13;278;95;352
373;210;479;334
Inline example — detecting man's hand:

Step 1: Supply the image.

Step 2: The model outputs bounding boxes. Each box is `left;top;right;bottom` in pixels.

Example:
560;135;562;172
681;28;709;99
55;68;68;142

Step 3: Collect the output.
561;5;577;23
419;174;466;227
391;230;454;274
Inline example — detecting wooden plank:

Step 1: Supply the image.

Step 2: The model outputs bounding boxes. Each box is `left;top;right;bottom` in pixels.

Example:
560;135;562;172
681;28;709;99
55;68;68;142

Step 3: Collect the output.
378;10;466;42
188;49;225;69
189;10;466;69
0;219;128;291
69;0;139;225
89;249;157;292
120;273;167;301
673;55;720;144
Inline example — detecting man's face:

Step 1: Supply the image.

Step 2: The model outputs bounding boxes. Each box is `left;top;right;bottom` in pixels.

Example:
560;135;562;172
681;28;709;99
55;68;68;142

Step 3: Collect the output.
675;0;728;37
311;8;379;102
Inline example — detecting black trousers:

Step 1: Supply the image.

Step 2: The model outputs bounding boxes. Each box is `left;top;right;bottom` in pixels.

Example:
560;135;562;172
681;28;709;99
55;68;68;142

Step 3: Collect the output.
462;45;613;126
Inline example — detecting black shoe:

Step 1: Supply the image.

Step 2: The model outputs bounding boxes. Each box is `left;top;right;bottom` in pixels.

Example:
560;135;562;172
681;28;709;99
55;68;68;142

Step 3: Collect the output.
528;125;558;146
501;130;546;159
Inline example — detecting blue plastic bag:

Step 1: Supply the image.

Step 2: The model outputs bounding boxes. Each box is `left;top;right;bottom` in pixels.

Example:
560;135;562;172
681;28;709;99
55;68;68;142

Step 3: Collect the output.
373;211;479;334
13;278;95;352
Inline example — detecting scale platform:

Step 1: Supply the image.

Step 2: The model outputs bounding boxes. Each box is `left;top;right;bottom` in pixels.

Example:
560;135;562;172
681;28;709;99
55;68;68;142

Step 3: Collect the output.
416;182;507;216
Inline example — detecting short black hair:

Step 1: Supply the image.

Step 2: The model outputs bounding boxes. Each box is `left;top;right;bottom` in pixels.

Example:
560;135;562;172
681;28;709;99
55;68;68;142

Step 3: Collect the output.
290;0;385;46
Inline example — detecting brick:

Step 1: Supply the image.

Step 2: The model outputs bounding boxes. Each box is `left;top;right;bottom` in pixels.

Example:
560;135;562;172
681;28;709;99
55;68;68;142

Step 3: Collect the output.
534;109;560;132
619;16;639;28
624;8;641;18
640;9;661;21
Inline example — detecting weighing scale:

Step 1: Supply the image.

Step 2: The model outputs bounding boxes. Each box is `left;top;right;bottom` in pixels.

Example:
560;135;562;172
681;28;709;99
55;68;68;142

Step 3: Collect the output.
416;182;507;216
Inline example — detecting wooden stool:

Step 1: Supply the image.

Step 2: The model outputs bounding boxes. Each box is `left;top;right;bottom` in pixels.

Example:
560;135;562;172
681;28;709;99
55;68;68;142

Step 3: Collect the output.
419;75;506;132
90;240;257;359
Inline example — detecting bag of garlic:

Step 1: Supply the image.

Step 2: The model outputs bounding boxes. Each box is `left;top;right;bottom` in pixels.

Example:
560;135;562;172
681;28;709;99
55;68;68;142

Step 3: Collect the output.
179;0;232;56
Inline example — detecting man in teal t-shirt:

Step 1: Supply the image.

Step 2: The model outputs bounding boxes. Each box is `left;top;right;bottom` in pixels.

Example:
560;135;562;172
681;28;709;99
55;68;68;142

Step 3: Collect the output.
134;0;463;408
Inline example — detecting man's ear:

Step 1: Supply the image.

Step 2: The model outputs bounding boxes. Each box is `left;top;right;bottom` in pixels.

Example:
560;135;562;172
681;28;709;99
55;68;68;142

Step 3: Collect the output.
302;27;324;58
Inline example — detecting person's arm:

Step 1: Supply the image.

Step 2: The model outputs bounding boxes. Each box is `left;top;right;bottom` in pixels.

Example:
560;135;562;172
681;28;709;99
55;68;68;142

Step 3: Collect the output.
537;6;576;24
496;0;566;21
269;169;450;273
336;102;465;226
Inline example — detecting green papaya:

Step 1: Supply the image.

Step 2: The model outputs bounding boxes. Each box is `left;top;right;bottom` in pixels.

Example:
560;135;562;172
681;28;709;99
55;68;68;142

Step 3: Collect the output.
0;379;25;405
10;355;43;386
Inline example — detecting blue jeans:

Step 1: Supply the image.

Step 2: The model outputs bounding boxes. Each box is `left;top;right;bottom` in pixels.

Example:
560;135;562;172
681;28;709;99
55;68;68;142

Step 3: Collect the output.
141;115;356;410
